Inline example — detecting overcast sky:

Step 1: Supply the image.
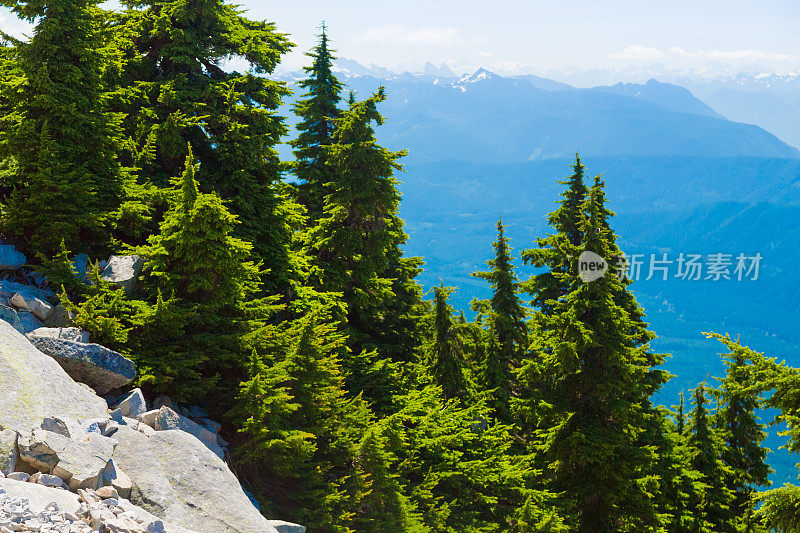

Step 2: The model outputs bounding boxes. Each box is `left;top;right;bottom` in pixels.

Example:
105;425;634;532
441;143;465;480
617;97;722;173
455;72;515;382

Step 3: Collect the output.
2;0;798;76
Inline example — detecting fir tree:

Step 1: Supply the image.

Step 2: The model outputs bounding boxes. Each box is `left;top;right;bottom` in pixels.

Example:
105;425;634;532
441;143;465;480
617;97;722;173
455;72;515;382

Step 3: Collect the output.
688;383;735;533
115;0;298;295
520;154;588;313
708;334;771;531
526;175;667;532
472;218;527;419
291;23;343;222
235;310;373;533
429;284;467;400
0;0;128;256
133;150;273;401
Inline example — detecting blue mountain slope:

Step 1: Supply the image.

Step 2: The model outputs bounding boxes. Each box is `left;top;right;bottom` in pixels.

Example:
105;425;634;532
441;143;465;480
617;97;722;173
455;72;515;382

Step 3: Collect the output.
592;79;723;118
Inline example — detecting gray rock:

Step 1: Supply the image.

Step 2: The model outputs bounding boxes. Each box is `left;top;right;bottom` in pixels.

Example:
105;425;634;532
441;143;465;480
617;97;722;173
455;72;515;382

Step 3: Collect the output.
28;326;90;343
18;428;117;490
154;407;223;459
112;389;148;419
0;244;25;270
123;416;156;437
101;458;133;499
197;419;221;434
43;304;77;328
0;477;80;514
17;310;44;333
7;472;29;482
101;255;144;294
184;406;208;419
26;336;136;394
0;303;23;333
112;427;281;533
10;291;53;320
33;472;66;488
0;320;109;436
266;522;306;533
138;410;159;429
0;429;18;476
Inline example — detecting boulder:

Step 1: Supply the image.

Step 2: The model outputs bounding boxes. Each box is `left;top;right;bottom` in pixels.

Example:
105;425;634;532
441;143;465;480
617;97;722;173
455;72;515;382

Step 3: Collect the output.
10;291;53;321
122;416;155;437
101;255;144;294
154;407;223;458
26;336;136;394
153;396;179;412
43;304;77;328
0;429;18;476
197;419;221;434
31;472;66;488
101;458;133;499
17;310;44;333
28;326;90;343
17;427;117;490
266;522;306;533
0;321;108;436
138;410;159;429
0;303;23;334
112;427;281;533
7;472;29;482
112;389;148;419
0;244;25;270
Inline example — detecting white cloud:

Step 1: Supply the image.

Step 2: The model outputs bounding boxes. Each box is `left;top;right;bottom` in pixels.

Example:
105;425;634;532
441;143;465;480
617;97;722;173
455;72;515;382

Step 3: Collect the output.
612;44;796;64
352;25;466;47
0;9;33;39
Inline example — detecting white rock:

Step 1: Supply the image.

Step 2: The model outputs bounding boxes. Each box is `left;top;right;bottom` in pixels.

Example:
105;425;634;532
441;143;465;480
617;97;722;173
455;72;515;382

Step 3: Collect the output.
10;292;53;321
100;255;144;295
137;410;159;429
101;459;132;500
111;389;148;420
154;408;223;459
28;326;89;343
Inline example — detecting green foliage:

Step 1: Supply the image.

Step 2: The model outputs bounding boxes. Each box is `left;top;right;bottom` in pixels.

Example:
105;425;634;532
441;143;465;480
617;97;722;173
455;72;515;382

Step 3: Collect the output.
0;0;129;256
472;219;527;419
291;23;343;222
429;284;467;400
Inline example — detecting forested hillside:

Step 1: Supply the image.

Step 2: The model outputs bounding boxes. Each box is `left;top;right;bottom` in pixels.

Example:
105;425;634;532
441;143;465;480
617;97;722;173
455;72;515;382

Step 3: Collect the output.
3;1;800;531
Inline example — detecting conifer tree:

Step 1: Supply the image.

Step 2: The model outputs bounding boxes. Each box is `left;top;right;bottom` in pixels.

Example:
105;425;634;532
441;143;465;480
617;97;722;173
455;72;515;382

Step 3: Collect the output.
116;0;298;295
291;23;343;221
520;154;588;313
525;175;667;532
235;310;373;533
708;334;771;531
132;151;272;401
688;383;735;532
429;284;467;400
472;219;526;419
0;0;128;256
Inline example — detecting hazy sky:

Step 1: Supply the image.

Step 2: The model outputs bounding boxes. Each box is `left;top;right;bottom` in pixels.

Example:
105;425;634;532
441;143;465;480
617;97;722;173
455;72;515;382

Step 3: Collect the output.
2;0;798;76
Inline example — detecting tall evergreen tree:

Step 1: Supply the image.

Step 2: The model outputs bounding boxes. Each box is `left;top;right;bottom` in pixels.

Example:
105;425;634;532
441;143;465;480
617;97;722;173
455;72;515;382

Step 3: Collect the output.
115;0;298;295
291;23;343;222
520;154;588;313
429;284;467;400
688;383;735;533
0;0;128;256
472;219;527;419
524;175;667;532
708;334;771;531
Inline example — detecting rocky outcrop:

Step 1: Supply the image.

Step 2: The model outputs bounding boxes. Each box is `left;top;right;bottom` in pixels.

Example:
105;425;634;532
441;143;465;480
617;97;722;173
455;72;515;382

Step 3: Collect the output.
10;291;53;321
100;255;144;295
0;430;17;477
0;321;108;435
152;407;223;459
110;389;148;420
112;427;284;533
26;336;136;394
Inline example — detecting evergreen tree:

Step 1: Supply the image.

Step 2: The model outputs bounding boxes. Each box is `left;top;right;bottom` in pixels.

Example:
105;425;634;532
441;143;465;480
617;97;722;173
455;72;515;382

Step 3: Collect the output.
472;218;527;419
234;310;373;533
526;175;667;532
291;23;343;222
688;383;735;533
0;0;128;256
429;284;467;400
132;150;272;401
520;154;588;313
710;334;771;531
115;0;298;295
